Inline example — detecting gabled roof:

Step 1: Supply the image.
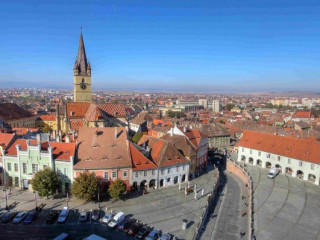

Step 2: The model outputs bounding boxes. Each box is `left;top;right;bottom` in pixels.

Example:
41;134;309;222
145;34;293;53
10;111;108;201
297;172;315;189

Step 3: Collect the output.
293;111;311;119
84;103;101;122
0;103;33;122
12;128;39;136
138;136;188;167
38;115;56;121
180;128;207;149
0;133;15;154
129;142;157;170
74;127;132;169
5;139;75;161
238;130;320;164
130;112;148;125
161;133;196;159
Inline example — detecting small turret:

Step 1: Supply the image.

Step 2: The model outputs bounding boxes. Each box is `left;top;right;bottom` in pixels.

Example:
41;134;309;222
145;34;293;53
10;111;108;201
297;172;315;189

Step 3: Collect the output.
87;62;91;76
73;61;79;76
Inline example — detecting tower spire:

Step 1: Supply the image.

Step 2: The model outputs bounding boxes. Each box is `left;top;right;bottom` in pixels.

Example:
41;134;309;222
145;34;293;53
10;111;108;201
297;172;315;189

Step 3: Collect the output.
75;30;89;75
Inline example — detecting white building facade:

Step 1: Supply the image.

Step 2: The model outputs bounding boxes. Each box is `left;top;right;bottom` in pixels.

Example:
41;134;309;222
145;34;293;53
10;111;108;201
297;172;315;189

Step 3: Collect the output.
237;131;320;185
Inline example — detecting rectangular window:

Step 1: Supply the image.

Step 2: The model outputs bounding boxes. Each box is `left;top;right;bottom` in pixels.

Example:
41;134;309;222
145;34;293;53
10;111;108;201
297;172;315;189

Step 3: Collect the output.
167;169;170;174
277;156;281;161
23;163;27;174
112;171;117;178
183;165;185;171
288;158;291;164
7;163;11;171
43;165;48;169
64;168;68;176
135;172;138;178
152;170;155;176
56;167;61;175
176;166;179;172
32;164;38;174
144;171;147;177
14;163;18;172
242;148;244;152
266;154;270;158
161;170;164;175
104;172;109;179
258;152;261;156
250;149;252;154
123;171;128;178
311;164;315;170
299;161;303;167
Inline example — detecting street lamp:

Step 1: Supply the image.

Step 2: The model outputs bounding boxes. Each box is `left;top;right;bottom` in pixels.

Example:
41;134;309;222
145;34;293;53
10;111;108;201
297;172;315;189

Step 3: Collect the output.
3;188;8;210
97;179;100;209
33;191;38;211
66;192;69;208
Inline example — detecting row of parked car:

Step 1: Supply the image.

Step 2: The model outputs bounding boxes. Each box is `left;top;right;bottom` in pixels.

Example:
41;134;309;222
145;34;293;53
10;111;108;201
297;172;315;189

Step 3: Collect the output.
103;211;173;240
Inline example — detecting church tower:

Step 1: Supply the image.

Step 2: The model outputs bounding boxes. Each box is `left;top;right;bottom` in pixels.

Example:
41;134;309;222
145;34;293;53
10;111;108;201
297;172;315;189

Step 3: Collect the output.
73;32;92;102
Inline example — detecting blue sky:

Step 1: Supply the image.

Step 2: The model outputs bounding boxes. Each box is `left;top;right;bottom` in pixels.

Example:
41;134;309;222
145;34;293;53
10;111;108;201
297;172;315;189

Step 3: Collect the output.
0;0;320;92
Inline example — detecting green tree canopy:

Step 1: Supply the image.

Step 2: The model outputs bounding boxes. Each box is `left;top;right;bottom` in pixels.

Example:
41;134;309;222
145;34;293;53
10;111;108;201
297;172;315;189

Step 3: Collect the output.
71;172;98;202
42;124;52;133
32;168;59;198
132;132;144;144
108;179;127;199
226;103;235;111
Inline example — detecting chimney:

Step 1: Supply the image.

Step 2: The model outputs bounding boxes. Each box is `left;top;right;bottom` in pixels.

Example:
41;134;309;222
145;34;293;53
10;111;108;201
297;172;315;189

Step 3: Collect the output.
183;126;186;133
170;128;174;137
36;134;41;144
65;134;70;143
115;127;117;139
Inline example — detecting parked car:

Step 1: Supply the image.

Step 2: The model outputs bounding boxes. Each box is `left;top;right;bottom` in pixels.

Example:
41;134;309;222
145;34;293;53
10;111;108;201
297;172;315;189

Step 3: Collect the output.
118;218;136;232
46;211;59;224
160;233;173;240
57;207;69;223
13;211;28;223
268;167;280;179
127;221;142;236
23;211;38;224
145;229;161;240
91;209;100;221
108;212;125;228
136;225;152;239
79;210;88;223
1;211;17;223
102;212;115;224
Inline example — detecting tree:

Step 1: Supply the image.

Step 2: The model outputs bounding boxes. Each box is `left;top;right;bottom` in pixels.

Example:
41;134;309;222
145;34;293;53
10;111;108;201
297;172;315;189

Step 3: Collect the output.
108;179;127;199
32;168;59;198
42;124;52;133
132;132;143;144
71;172;98;202
226;103;235;111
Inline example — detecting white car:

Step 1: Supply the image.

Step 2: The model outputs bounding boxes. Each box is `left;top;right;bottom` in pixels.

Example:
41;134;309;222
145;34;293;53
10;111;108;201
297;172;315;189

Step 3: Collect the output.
13;211;28;223
79;210;88;223
268;168;280;179
108;212;125;228
57;207;69;223
102;212;115;224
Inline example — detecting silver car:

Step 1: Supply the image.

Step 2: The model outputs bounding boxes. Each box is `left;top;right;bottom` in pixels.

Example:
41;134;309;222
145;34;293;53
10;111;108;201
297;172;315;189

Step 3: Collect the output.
13;211;28;223
102;212;115;224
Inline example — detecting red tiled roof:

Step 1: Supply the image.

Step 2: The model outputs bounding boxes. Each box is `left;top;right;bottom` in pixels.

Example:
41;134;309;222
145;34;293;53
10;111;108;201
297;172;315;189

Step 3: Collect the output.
0;133;15;155
12;128;38;136
74;127;132;170
67;102;91;118
129;142;157;170
39;115;56;121
0;103;34;121
138;136;188;167
5;139;75;161
98;103;126;118
293;111;311;118
181;128;207;149
70;120;84;131
238;130;320;164
84;104;101;122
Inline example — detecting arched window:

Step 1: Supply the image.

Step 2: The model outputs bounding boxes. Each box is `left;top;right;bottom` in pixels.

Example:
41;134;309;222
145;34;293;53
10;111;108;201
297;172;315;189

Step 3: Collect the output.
82;78;85;84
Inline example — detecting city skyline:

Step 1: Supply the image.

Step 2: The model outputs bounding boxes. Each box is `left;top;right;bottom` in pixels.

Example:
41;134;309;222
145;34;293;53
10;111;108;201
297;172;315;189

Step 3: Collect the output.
1;0;320;92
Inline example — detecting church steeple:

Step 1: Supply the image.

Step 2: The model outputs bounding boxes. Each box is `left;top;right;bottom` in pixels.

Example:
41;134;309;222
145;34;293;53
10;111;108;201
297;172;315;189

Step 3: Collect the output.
74;32;90;76
73;30;92;102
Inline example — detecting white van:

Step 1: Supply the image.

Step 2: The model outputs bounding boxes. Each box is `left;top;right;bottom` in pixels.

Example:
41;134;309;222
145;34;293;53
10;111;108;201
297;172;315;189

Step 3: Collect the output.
57;207;69;223
268;168;280;179
108;212;125;228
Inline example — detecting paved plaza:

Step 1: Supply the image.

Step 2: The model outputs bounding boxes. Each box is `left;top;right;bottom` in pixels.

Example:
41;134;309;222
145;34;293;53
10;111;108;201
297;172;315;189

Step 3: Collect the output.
248;165;320;240
0;164;218;240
